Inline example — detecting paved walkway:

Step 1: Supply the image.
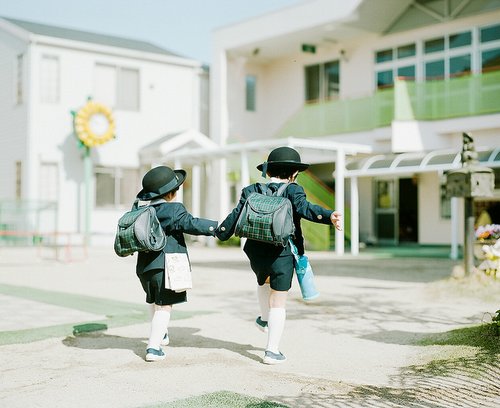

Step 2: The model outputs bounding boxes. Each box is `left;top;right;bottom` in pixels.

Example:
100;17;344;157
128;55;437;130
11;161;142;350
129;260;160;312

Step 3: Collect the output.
0;244;498;407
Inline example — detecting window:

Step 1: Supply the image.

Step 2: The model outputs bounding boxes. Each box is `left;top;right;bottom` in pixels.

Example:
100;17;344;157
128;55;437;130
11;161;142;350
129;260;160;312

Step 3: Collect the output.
93;64;140;111
15;54;23;104
423;32;473;80
376;49;393;63
95;167;139;208
424;37;445;54
397;44;416;59
324;61;340;97
377;70;393;88
480;23;500;43
449;54;471;77
397;65;415;78
449;32;472;49
375;43;416;88
245;75;256;111
15;161;22;199
425;60;445;80
117;67;139;110
40;55;60;103
373;27;488;87
305;65;320;101
39;163;59;202
480;24;500;72
304;60;339;102
482;48;500;72
440;183;451;219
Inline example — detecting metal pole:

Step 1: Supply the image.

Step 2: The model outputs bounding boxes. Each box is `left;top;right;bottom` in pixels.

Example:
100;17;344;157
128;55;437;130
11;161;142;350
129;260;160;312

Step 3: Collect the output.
463;196;474;276
84;146;91;247
450;197;459;260
335;149;345;255
350;176;359;255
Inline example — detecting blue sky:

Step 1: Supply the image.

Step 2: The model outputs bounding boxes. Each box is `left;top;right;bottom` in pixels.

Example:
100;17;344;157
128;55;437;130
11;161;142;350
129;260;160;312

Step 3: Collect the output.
0;0;302;64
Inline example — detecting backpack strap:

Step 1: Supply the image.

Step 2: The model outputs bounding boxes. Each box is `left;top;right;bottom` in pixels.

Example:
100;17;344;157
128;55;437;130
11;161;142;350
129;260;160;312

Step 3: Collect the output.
275;182;294;197
258;183;272;196
131;199;140;211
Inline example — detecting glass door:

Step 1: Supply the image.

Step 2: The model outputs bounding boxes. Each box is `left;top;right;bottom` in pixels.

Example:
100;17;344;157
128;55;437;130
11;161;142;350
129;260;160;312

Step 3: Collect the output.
375;179;398;244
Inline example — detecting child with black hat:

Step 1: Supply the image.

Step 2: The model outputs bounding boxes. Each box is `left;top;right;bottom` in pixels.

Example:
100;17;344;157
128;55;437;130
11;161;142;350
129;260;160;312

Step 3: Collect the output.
135;166;218;362
216;146;342;364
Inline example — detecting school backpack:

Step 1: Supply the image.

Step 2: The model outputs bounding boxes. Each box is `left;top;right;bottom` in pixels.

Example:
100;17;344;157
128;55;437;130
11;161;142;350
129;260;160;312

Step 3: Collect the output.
114;199;167;257
234;183;295;246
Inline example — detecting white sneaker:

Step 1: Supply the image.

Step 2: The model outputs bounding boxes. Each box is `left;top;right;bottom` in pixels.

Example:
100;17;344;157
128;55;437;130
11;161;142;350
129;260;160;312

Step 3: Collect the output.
145;348;165;362
262;350;286;365
255;316;268;333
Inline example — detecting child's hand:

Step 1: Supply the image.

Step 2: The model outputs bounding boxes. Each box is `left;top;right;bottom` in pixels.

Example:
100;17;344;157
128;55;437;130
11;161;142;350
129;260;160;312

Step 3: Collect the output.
330;211;342;231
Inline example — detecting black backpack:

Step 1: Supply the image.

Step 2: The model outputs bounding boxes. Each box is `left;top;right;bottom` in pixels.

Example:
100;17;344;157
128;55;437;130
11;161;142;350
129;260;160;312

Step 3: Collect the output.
234;183;295;246
114;200;167;257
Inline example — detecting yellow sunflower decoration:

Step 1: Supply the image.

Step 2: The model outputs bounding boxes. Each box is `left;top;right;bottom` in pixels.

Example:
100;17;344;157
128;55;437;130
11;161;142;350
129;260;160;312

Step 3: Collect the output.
74;101;115;148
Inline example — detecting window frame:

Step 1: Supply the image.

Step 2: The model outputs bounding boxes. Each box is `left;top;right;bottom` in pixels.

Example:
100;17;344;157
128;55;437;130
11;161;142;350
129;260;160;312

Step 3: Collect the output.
93;63;140;111
245;74;257;112
15;53;24;105
40;54;60;104
372;25;500;88
304;60;340;103
94;166;139;209
479;23;500;72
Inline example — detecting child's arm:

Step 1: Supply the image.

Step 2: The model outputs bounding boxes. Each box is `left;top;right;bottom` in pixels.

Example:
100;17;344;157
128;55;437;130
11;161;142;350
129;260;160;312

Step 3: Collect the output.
215;188;250;241
289;183;335;225
173;203;218;236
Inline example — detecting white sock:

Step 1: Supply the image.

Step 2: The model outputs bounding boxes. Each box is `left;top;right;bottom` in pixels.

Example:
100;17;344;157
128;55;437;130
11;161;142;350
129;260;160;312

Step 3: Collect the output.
266;307;286;354
148;304;155;319
257;284;270;321
147;310;171;350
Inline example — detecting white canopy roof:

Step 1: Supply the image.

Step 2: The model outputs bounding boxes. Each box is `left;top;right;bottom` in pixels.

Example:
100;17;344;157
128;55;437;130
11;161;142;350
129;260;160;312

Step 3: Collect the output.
345;147;500;178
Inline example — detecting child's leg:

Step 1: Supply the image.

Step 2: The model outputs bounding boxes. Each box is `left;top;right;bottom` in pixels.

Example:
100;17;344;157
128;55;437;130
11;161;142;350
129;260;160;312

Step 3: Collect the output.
266;290;287;354
257;283;271;321
147;304;172;350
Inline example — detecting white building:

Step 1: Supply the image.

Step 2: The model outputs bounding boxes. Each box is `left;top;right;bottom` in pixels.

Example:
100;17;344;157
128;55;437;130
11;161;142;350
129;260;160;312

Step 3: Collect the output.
0;17;211;245
203;0;500;256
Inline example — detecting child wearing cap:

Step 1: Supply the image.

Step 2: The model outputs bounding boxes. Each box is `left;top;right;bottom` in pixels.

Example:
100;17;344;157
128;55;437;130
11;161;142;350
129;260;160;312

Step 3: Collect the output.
216;146;342;365
135;166;218;362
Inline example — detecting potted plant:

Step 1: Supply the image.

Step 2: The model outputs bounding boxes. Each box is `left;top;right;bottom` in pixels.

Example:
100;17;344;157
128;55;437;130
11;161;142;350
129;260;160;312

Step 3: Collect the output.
474;224;500;260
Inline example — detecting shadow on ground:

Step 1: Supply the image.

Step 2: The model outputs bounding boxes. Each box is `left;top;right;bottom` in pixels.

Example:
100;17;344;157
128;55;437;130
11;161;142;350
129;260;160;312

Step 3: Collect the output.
195;257;457;283
270;350;500;408
62;326;263;362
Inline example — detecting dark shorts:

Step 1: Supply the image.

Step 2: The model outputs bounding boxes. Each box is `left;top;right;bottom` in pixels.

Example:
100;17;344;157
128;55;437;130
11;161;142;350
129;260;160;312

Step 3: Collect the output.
248;254;294;291
137;269;187;305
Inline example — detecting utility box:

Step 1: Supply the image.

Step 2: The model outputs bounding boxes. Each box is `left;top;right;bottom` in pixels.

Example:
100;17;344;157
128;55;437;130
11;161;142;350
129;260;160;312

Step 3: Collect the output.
446;165;495;198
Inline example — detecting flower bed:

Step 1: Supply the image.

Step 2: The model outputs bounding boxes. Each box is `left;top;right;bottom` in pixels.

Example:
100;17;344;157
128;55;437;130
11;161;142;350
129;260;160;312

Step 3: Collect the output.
475;224;500;241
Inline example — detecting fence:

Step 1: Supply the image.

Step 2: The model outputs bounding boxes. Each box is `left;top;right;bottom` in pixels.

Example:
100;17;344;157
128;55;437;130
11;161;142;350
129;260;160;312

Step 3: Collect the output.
0;200;85;261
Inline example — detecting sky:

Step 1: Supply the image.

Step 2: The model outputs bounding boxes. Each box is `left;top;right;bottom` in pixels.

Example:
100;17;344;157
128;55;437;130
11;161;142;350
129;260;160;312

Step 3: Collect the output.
0;0;303;64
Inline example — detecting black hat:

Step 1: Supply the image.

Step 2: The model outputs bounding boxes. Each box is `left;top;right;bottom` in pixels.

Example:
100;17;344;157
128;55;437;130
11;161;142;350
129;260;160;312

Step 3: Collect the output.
137;166;186;201
257;146;309;178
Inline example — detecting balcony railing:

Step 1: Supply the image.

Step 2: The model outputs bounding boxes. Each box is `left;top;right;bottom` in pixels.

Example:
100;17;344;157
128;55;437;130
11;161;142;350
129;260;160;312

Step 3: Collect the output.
276;70;500;138
395;70;500;120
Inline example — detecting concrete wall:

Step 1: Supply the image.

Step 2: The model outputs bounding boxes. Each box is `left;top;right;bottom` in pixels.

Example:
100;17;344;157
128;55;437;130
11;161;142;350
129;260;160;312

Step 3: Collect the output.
0;29;29;200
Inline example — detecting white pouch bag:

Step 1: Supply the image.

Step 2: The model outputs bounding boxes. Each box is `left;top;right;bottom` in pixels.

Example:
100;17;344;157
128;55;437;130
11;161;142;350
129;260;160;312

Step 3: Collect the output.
165;253;192;292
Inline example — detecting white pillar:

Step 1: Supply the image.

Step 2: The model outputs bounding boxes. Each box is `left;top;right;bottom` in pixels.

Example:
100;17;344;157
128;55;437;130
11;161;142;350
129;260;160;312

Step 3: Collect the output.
335;150;345;255
240;150;250;189
450;196;459;260
208;48;229;224
239;151;250;249
218;158;229;221
350;176;359;256
192;165;201;217
174;159;183;203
